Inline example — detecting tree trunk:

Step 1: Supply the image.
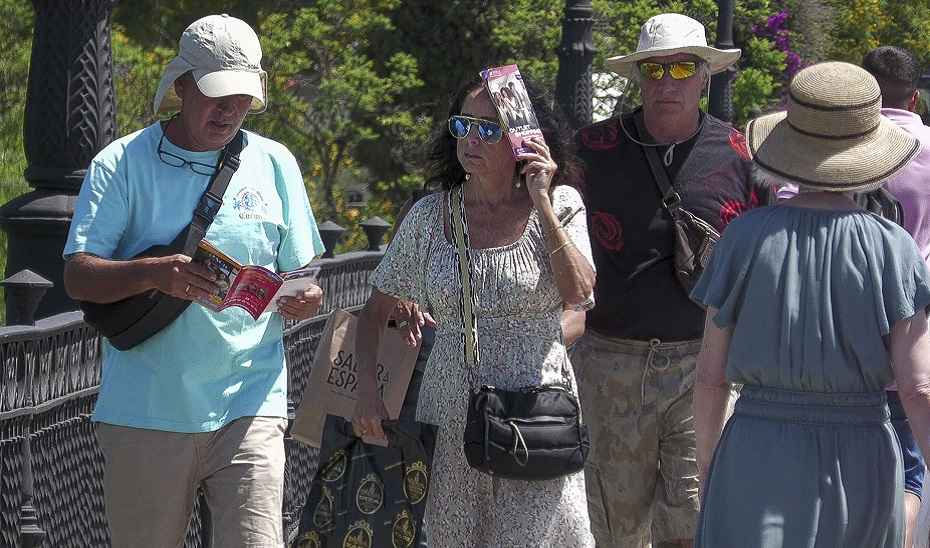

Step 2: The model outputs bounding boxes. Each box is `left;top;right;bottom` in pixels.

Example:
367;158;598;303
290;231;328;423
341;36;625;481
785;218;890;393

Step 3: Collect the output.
791;0;833;64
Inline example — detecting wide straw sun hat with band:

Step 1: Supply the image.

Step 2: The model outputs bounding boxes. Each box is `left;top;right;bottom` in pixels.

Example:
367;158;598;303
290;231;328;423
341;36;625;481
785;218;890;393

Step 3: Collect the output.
746;61;920;192
605;13;741;79
152;13;267;116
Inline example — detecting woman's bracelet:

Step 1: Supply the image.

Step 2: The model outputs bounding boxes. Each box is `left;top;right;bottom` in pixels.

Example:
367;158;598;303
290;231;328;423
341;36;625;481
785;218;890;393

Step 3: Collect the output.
548;240;571;257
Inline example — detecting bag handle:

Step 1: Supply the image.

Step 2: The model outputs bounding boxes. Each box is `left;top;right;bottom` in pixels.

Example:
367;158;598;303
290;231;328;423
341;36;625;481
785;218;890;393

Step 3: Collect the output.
632;114;684;216
449;186;480;371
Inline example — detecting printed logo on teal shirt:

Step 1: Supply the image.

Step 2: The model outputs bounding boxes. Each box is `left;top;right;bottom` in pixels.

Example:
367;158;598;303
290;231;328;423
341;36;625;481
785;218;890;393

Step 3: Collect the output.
233;187;269;220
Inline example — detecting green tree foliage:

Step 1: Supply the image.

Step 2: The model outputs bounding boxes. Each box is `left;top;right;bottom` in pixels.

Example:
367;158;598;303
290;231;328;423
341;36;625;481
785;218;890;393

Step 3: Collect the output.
113;0;264;46
252;1;424;251
827;0;930;66
110;31;173;136
731;37;786;122
0;0;32;189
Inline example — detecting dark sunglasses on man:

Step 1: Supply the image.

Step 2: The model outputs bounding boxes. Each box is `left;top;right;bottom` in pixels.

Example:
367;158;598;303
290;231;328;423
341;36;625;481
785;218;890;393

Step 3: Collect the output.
638;61;700;81
448;115;504;144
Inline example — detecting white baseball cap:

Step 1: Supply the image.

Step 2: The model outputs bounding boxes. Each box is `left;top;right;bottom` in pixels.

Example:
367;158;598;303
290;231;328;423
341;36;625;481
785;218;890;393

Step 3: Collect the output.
152;14;266;115
606;13;741;78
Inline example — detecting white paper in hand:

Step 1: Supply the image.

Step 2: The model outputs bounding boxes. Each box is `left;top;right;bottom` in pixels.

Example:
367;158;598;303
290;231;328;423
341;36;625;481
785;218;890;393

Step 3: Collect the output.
267;266;322;313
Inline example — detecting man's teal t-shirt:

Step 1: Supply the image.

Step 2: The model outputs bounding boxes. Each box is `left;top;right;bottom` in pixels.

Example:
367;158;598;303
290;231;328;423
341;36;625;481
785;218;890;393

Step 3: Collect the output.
64;122;325;433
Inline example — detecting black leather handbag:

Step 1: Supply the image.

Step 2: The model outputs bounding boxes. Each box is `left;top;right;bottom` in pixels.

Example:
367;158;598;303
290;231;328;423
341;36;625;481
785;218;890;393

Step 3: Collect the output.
78;131;244;351
447;186;589;480
464;384;589;480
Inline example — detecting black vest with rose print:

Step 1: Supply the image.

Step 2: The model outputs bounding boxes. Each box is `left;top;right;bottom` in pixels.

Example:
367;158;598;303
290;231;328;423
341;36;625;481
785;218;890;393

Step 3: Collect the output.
575;108;768;342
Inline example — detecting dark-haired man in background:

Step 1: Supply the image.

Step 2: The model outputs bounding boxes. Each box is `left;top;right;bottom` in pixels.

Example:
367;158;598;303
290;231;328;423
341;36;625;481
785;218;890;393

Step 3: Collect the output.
863;45;930;548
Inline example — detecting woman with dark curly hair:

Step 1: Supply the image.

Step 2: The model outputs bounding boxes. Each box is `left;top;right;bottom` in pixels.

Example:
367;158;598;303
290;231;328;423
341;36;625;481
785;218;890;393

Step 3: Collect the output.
351;74;596;546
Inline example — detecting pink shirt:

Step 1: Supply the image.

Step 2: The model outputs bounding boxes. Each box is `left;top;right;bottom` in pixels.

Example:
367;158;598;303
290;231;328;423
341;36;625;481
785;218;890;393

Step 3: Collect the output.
879;108;930;266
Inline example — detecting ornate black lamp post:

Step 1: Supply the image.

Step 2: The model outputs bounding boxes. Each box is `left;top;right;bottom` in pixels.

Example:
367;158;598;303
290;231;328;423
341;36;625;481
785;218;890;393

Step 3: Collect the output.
555;0;596;130
0;0;119;321
709;0;736;122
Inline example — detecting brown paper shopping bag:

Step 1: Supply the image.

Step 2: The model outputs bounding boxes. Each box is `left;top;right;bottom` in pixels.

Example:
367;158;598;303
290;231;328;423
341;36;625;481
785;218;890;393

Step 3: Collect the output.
292;309;421;447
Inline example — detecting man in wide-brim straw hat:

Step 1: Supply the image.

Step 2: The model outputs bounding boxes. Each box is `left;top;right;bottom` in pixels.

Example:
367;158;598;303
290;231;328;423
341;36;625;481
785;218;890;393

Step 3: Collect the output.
64;14;326;546
690;61;930;548
571;12;769;548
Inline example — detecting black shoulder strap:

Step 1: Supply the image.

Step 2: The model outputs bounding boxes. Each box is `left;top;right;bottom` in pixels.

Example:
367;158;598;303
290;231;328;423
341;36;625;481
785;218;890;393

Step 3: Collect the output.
633;114;683;214
176;130;246;254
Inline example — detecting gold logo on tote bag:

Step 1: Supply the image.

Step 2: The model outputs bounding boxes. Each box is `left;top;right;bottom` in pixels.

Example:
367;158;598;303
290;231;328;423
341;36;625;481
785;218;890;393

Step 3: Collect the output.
403;461;428;504
343;520;373;548
392;510;416;548
321;450;348;482
356;473;384;515
312;486;335;531
295;531;322;548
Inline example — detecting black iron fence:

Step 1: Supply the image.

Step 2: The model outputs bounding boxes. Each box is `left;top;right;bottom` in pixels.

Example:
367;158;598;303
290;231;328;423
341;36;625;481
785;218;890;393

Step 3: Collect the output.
0;248;385;547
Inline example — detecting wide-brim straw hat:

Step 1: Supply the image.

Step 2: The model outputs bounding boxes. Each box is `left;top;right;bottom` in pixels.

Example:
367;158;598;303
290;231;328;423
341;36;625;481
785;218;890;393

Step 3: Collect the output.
153;14;266;116
606;13;741;78
746;61;920;192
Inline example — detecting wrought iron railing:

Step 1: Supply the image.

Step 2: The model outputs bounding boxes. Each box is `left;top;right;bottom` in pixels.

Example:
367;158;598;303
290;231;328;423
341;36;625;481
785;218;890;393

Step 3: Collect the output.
0;248;384;547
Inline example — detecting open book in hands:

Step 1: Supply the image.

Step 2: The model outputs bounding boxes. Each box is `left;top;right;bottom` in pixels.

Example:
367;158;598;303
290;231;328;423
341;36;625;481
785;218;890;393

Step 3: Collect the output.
193;240;321;320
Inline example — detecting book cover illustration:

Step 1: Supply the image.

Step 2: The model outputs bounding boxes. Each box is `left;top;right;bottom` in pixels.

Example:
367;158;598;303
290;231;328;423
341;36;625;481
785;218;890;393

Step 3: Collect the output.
480;64;544;159
193;240;321;320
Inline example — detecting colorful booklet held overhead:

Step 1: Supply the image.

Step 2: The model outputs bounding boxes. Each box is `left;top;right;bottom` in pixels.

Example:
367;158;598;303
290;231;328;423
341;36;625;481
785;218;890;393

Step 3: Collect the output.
480;64;545;159
193;240;321;320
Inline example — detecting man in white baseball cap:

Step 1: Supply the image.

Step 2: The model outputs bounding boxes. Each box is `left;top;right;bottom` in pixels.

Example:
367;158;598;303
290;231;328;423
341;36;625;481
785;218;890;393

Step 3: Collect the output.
570;13;768;548
153;13;267;117
64;14;326;547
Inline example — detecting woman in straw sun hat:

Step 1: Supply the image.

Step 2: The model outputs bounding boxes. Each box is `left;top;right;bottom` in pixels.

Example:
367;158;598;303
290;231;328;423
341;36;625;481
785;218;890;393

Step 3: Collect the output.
690;61;930;547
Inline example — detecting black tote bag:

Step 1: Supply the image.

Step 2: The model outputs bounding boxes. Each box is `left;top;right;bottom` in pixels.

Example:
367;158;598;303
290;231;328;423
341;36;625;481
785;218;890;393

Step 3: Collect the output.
292;416;437;548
